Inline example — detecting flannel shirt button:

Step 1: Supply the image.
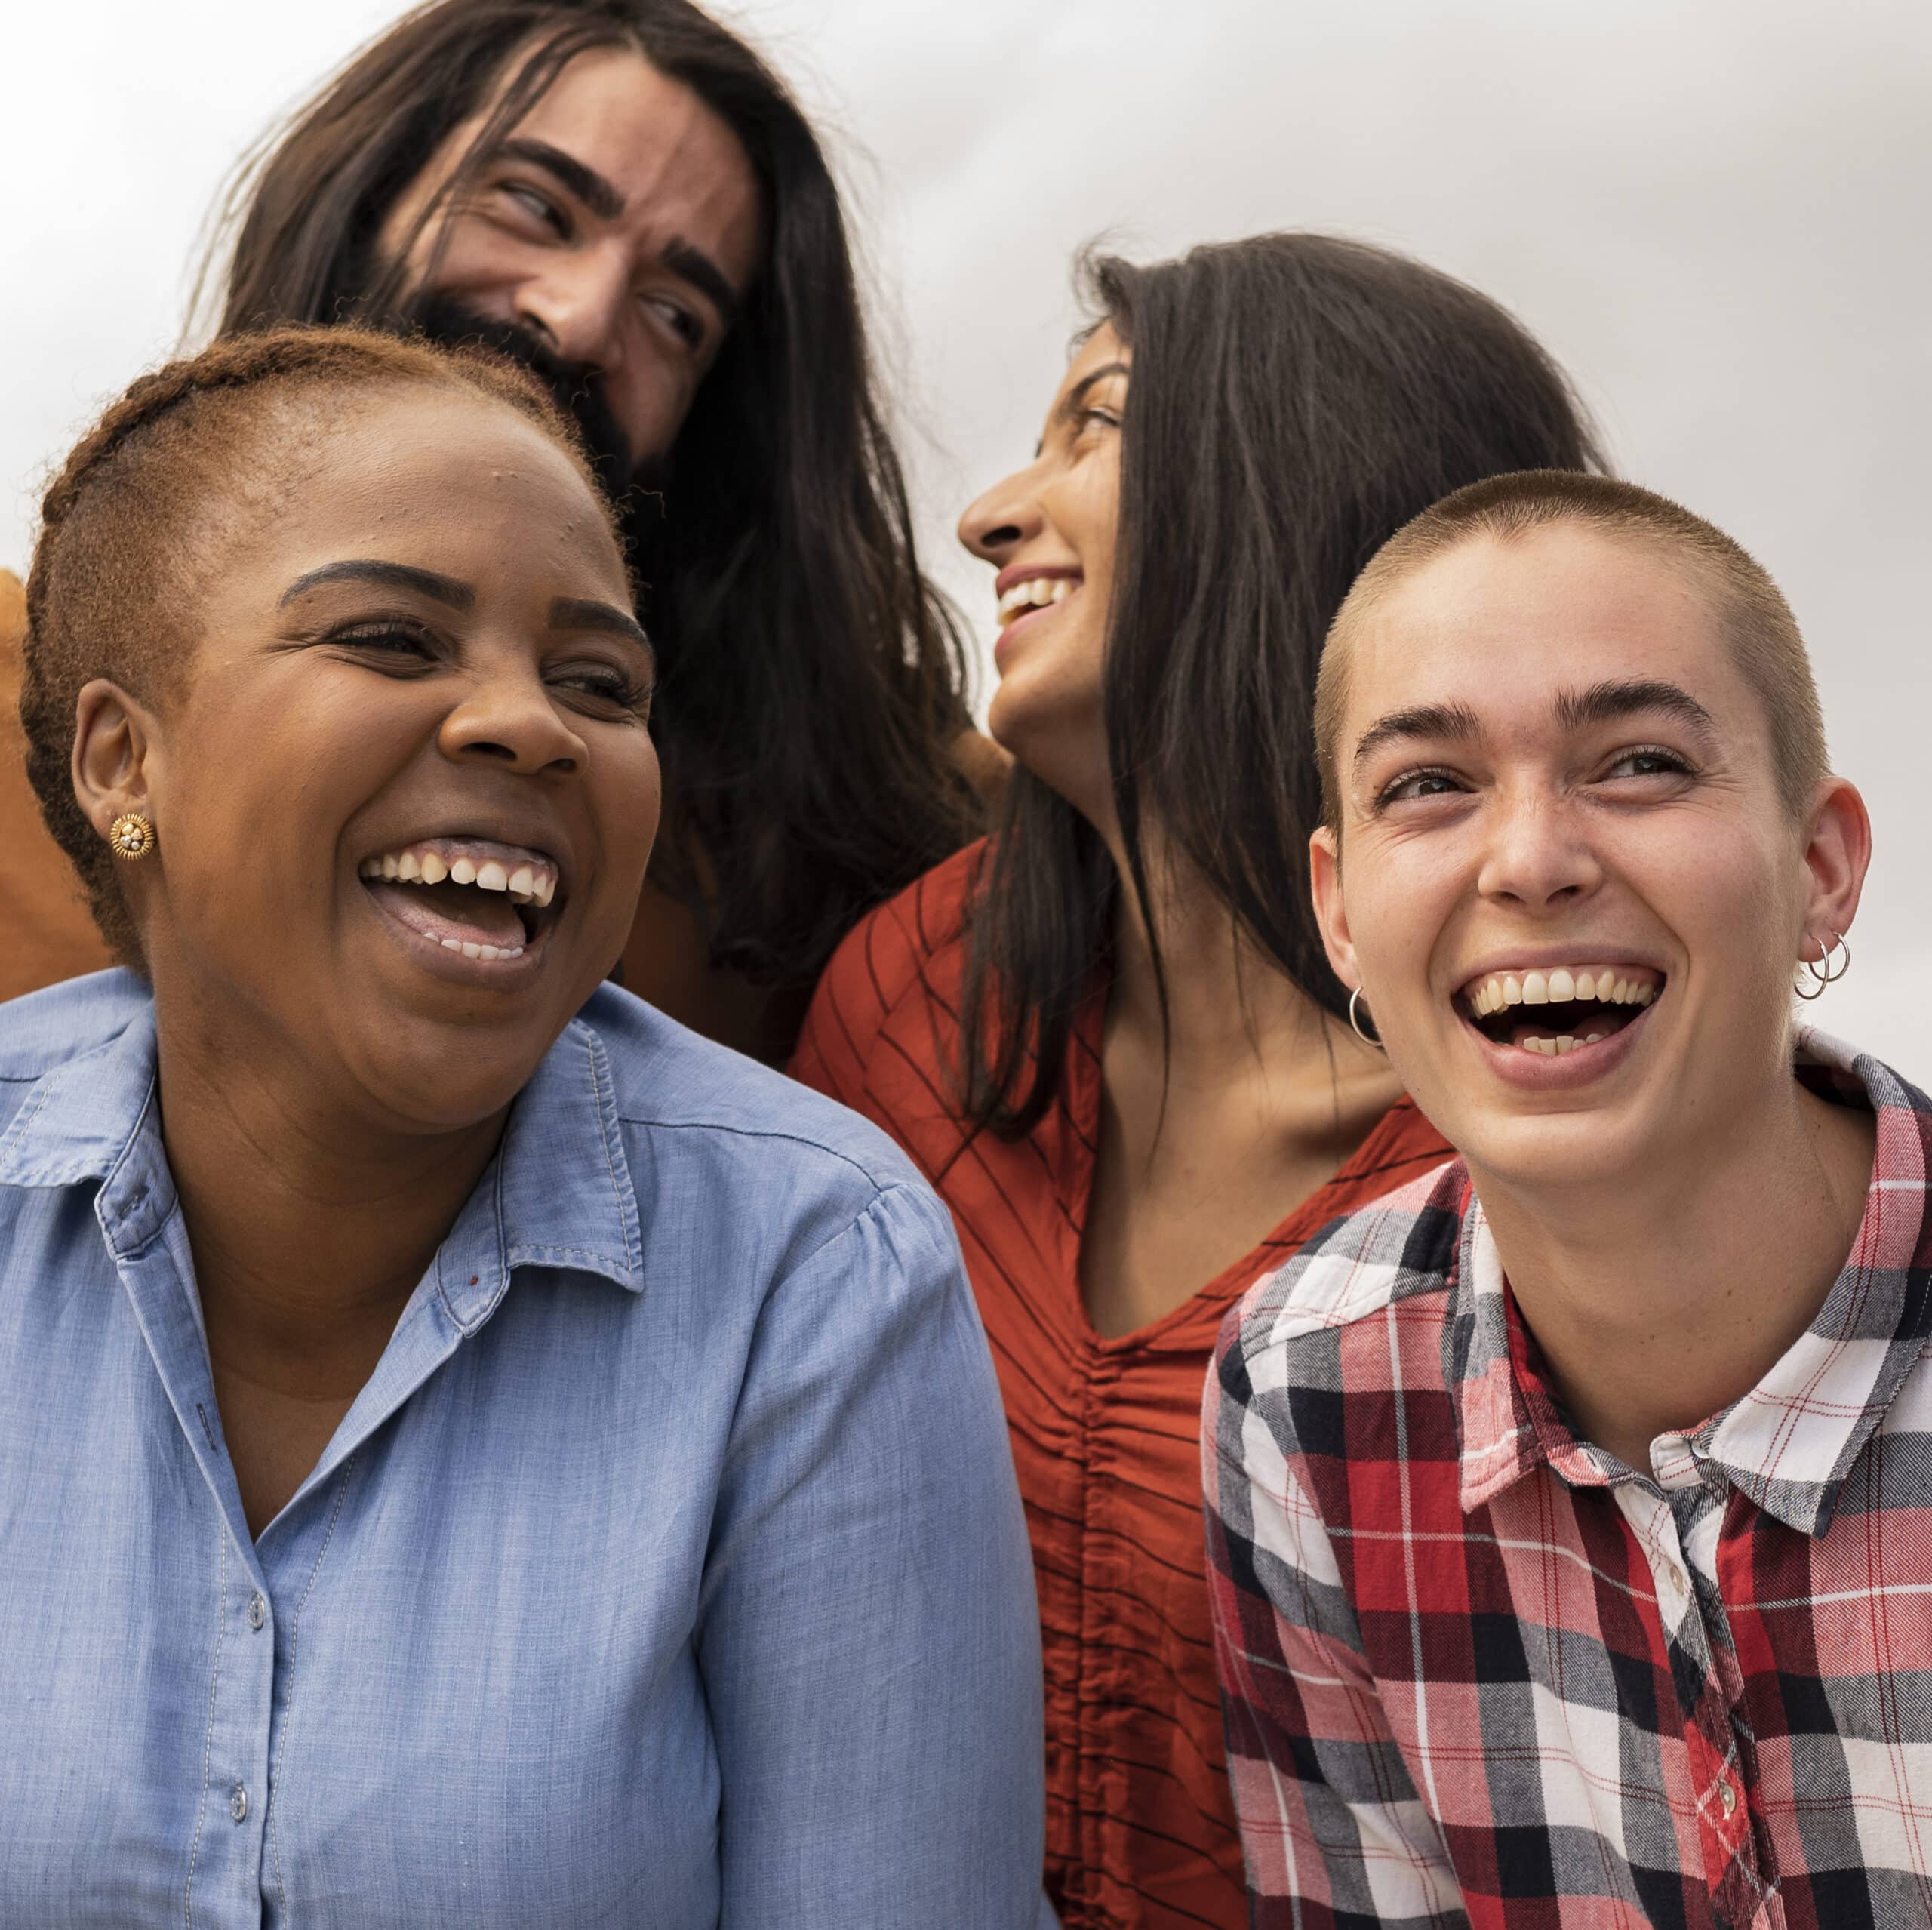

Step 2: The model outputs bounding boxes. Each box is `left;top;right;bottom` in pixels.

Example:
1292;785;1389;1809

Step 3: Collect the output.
1719;1778;1737;1818
247;1593;266;1631
229;1784;248;1824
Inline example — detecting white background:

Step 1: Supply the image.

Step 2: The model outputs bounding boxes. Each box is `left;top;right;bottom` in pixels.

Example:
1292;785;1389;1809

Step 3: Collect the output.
5;1;1927;1059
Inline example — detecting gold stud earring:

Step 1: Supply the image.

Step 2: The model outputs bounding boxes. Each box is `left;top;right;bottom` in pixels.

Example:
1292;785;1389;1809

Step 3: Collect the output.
107;812;155;860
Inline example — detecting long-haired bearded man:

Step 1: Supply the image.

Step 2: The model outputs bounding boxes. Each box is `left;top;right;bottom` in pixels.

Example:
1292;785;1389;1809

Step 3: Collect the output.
0;0;1001;1059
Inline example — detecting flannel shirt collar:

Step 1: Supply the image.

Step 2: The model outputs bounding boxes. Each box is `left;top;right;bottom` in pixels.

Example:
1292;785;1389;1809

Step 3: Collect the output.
1453;1026;1932;1536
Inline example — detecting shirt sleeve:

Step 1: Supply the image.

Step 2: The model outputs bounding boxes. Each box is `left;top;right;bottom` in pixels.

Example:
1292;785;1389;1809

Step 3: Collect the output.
1202;1315;1468;1930
698;1177;1045;1928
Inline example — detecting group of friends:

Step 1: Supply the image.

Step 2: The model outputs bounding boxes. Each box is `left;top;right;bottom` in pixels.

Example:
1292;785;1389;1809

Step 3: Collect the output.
0;3;1922;1928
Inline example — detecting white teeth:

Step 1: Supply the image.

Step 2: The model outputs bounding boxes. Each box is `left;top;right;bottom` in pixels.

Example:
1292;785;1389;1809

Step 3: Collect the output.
1522;971;1550;1005
1547;968;1574;1002
998;576;1078;620
1466;966;1660;1014
449;858;478;885
1555;1036;1577;1054
1583;1032;1604;1045
475;860;509;893
358;857;380;879
381;854;401;880
1503;974;1522;1005
420;852;448;884
397;852;421;882
441;937;463;953
535;876;555;908
1574;971;1595;1000
460;941;481;959
507;864;535;899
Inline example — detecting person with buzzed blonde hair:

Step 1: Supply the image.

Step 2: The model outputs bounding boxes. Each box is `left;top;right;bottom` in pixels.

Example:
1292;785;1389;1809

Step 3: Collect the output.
1204;470;1932;1929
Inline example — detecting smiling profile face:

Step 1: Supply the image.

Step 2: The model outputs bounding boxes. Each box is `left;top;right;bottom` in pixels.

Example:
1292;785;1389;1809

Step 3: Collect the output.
87;385;659;1137
958;324;1128;820
377;44;764;471
1311;520;1867;1191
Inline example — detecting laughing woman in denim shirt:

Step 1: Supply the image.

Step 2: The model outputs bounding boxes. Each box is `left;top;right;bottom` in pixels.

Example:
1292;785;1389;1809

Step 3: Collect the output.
0;328;1044;1928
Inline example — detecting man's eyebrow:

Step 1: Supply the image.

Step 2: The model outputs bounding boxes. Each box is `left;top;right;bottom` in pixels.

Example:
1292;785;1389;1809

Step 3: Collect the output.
1553;677;1718;743
280;561;473;610
1350;701;1483;773
549;597;654;663
492;136;624;222
661;239;743;323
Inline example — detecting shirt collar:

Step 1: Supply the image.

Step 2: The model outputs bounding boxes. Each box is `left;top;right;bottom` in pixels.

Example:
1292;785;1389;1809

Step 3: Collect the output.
1453;1026;1932;1535
0;1000;645;1322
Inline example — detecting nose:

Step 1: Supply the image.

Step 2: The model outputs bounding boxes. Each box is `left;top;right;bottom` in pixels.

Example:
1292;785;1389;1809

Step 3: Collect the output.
437;664;589;777
515;253;629;372
958;460;1047;564
1475;787;1605;912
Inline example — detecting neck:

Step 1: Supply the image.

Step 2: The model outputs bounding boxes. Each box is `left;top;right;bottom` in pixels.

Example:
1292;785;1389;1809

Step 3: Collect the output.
152;998;505;1396
1474;1070;1875;1473
1105;826;1395;1104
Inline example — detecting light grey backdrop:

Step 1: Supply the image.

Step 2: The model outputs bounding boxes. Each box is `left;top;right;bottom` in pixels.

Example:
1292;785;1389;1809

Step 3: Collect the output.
5;0;1927;1058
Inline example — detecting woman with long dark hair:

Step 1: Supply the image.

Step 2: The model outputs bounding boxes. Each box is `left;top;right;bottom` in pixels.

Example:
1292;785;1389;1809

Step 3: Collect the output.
792;233;1605;1928
0;0;992;1056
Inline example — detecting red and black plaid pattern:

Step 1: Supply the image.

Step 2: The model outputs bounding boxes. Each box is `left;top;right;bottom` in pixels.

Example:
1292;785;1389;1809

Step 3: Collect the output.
1204;1030;1932;1929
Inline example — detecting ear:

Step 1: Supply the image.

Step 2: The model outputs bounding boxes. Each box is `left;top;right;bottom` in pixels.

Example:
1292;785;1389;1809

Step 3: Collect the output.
71;678;161;841
1795;774;1872;965
1309;824;1361;990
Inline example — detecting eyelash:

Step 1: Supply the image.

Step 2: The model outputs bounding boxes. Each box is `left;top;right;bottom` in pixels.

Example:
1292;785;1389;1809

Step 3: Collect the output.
1371;744;1700;812
328;625;651;713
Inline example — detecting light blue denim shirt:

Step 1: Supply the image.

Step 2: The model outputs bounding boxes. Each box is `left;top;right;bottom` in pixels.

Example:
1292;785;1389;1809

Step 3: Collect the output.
0;971;1046;1928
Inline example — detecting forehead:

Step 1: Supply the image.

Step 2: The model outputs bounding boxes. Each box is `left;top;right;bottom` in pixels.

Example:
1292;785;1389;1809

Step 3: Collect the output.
1346;524;1751;744
202;389;628;611
482;44;761;280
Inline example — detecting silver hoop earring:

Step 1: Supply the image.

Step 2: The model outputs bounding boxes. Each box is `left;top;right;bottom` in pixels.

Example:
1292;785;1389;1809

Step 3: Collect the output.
1348;987;1384;1051
1794;929;1850;1002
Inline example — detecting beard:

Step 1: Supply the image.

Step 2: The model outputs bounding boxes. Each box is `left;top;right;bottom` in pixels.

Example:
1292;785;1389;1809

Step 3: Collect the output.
388;290;671;516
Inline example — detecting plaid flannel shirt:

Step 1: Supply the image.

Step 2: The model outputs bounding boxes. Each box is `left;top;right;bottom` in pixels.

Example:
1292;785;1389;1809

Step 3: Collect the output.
1204;1029;1932;1930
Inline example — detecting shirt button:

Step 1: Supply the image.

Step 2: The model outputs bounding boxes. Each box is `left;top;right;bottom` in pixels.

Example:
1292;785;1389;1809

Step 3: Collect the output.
247;1593;267;1631
229;1784;248;1824
1718;1778;1737;1818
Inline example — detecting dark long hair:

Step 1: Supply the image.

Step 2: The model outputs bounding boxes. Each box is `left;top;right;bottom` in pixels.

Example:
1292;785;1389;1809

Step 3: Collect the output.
961;234;1607;1135
200;0;981;986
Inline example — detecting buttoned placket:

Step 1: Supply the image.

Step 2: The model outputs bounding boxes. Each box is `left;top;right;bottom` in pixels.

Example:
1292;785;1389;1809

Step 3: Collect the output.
1638;1433;1776;1927
96;1137;278;1928
96;1110;507;1926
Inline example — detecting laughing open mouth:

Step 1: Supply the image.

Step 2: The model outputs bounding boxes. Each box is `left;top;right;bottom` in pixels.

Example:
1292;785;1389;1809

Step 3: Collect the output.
357;838;562;962
1460;965;1663;1057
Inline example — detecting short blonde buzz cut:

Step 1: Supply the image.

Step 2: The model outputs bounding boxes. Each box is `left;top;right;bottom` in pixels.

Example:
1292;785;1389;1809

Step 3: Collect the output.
1315;469;1828;831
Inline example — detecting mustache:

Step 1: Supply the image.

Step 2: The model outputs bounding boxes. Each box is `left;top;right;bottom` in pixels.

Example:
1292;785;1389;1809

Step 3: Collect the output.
392;292;666;509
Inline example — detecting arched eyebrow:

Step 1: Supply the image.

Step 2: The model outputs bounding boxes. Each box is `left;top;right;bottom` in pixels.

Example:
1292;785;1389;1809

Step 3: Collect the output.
1554;677;1717;747
549;596;654;667
1350;701;1481;775
1034;359;1130;458
281;561;472;609
489;137;742;323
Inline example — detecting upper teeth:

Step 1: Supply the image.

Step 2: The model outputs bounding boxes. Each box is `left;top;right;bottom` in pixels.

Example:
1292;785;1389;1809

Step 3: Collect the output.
358;844;556;907
1466;967;1658;1017
997;577;1076;620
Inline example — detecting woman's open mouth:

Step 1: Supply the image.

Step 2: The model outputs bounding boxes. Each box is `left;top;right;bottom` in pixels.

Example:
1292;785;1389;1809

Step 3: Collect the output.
356;836;564;968
1458;963;1663;1060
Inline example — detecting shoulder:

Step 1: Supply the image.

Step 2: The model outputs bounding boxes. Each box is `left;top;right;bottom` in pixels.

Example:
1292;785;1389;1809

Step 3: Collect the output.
0;569;22;653
1221;1156;1471;1375
581;982;942;1230
790;839;985;1094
